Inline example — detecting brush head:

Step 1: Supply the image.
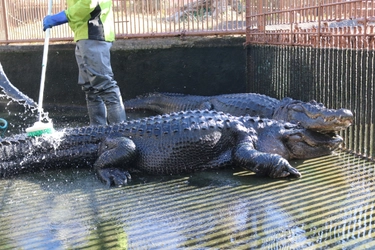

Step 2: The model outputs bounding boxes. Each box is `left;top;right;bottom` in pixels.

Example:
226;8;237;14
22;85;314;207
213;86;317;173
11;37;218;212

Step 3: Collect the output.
26;121;54;137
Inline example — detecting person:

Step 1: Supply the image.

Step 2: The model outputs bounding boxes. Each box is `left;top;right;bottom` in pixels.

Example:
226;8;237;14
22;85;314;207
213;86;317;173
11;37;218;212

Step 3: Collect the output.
43;0;126;125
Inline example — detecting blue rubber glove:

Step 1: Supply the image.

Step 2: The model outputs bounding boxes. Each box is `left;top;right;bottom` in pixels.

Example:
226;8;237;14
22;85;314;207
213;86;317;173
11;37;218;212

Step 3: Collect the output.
43;11;68;31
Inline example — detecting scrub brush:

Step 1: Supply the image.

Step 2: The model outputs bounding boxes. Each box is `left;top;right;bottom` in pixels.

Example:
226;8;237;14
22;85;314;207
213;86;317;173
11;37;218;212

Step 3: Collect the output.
26;0;54;137
26;121;54;137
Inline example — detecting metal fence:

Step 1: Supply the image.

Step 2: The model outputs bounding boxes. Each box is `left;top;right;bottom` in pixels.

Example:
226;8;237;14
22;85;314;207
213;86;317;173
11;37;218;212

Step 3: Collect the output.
1;0;373;47
247;46;375;160
244;1;375;160
0;0;246;43
246;0;375;49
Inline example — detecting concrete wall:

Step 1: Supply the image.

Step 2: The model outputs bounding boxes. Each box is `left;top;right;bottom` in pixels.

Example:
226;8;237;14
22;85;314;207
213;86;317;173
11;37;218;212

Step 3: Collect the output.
0;36;246;107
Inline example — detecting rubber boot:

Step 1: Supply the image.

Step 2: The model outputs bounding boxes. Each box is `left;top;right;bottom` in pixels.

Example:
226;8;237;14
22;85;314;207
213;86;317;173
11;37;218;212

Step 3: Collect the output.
101;86;126;124
107;102;126;124
86;94;107;126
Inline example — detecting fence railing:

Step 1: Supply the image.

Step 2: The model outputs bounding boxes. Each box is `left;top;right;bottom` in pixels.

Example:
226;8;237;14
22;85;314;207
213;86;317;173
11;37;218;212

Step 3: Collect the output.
245;0;375;49
2;0;373;48
0;0;246;44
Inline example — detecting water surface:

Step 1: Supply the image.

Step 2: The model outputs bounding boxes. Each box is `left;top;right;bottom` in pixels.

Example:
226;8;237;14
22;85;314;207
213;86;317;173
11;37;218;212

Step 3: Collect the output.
0;151;374;249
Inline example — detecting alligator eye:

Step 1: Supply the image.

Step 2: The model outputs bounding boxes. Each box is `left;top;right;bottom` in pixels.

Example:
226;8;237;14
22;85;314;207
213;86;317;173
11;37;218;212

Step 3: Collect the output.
284;123;296;129
292;105;304;112
288;134;303;142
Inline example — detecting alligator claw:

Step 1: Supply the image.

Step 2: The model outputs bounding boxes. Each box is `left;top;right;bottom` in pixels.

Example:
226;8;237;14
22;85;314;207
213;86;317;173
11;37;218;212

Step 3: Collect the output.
268;158;302;178
251;156;301;178
97;168;131;187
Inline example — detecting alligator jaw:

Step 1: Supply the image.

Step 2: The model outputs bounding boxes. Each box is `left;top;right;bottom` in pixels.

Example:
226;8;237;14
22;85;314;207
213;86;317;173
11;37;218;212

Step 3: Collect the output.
301;131;343;150
285;129;343;159
274;99;354;132
297;108;353;132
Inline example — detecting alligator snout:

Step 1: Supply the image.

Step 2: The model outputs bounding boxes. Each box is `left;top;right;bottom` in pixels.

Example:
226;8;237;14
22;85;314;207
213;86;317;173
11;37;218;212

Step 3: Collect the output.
293;104;354;132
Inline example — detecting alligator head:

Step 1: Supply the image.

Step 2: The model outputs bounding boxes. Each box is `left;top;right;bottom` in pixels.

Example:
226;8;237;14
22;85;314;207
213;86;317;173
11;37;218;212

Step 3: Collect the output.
273;98;353;133
253;120;343;160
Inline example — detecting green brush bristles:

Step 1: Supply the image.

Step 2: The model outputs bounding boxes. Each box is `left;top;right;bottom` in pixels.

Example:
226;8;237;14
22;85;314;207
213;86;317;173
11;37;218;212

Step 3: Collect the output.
26;121;54;137
26;128;54;137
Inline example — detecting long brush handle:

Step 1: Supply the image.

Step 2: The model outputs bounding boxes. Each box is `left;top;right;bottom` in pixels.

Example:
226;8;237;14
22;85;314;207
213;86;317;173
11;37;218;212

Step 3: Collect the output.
38;0;53;122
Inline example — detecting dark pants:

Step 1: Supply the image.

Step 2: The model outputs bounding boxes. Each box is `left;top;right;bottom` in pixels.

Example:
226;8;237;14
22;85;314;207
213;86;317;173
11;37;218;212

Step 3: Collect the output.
75;39;126;125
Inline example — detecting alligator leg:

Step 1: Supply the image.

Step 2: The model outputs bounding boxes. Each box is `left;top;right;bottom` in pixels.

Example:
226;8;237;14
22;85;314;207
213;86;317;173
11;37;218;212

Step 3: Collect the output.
233;143;302;178
94;136;137;186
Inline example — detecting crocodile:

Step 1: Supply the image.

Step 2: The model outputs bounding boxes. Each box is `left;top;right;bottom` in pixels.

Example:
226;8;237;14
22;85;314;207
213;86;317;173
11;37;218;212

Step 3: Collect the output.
0;110;343;186
124;92;353;133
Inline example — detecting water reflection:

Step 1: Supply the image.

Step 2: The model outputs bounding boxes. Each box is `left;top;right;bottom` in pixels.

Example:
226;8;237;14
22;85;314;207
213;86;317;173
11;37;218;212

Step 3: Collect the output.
0;152;374;249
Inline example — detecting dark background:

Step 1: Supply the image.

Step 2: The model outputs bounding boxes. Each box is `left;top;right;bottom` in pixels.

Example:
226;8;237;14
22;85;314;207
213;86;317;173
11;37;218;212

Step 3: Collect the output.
0;37;247;107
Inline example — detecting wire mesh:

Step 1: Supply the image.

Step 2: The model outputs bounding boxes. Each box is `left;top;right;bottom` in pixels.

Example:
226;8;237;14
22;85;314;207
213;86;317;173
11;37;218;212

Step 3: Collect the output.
246;45;375;160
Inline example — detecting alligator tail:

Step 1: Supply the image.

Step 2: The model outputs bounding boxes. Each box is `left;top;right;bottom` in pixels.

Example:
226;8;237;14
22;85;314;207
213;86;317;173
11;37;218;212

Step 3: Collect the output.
0;132;99;178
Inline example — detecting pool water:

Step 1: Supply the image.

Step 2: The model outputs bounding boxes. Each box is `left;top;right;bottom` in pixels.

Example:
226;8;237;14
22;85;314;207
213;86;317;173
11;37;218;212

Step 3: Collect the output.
0;149;374;249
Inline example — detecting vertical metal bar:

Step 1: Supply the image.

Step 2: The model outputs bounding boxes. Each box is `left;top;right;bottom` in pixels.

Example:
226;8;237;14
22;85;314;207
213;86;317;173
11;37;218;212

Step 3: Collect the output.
211;0;214;32
144;0;147;34
257;0;264;32
349;49;356;152
337;47;344;149
274;45;279;96
371;50;375;159
317;0;321;48
322;48;327;105
289;2;293;45
2;0;9;42
326;47;330;108
282;46;287;97
357;49;363;155
245;0;250;44
130;0;134;34
363;49;370;157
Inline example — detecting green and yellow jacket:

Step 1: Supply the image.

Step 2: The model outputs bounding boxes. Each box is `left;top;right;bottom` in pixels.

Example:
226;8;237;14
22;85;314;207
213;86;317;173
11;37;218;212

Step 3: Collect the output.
65;0;115;42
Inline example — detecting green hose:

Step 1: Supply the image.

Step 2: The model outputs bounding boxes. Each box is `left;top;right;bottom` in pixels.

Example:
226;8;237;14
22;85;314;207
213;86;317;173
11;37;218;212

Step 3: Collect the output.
0;118;8;137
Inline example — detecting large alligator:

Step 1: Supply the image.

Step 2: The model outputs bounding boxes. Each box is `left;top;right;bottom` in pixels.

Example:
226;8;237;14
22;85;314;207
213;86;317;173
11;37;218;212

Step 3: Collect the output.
0;110;343;186
124;92;353;133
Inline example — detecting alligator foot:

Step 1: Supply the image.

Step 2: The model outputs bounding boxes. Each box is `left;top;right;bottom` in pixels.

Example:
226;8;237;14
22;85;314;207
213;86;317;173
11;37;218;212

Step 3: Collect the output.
97;168;132;187
234;144;302;178
94;136;137;186
252;157;301;178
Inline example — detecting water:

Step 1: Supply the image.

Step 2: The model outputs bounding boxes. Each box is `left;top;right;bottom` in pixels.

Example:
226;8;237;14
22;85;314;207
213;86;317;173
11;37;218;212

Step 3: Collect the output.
0;148;374;249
